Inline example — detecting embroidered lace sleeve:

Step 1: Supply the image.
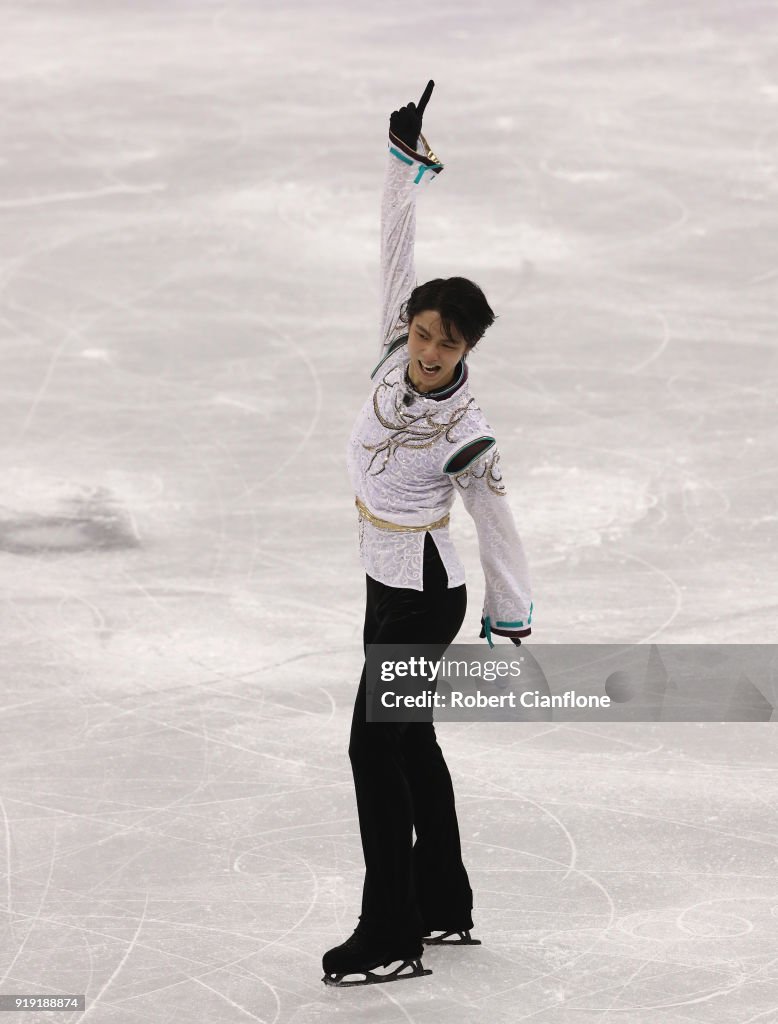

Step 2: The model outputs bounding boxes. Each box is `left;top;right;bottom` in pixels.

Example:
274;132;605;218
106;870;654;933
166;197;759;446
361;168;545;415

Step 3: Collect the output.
452;445;534;646
378;132;444;362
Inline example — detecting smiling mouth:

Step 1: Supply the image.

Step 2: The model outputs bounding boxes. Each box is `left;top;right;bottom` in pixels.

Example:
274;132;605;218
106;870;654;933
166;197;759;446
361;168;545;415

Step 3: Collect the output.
419;360;441;376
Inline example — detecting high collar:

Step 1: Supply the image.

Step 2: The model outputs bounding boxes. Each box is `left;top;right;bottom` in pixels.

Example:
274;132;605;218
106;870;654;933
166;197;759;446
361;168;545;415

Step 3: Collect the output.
403;358;468;402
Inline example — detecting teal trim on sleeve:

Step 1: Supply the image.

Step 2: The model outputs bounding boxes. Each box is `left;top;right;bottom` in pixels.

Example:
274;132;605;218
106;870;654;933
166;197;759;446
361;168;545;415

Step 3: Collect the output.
370;335;408;379
388;143;443;180
483;616;494;649
443;436;495;475
495;604;533;630
389;146;414;166
414;162;443;184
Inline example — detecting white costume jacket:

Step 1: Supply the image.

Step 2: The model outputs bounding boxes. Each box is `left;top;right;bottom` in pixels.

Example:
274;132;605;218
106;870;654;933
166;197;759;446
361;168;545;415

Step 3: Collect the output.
345;128;533;645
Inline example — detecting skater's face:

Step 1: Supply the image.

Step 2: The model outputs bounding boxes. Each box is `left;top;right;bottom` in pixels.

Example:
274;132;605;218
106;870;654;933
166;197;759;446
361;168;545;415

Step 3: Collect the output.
407;311;468;393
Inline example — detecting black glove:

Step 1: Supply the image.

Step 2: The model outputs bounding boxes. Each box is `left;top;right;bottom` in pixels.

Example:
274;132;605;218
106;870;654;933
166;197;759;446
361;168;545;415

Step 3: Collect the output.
390;79;435;151
480;618;522;646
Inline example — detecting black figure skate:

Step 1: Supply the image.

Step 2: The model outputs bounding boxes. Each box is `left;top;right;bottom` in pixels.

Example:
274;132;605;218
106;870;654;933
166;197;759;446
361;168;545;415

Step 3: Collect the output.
423;927;481;945
322;928;432;987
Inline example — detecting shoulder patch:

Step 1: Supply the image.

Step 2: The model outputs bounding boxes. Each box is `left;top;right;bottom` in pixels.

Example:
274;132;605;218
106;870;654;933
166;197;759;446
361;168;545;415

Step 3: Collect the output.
370;334;408;380
444;436;496;475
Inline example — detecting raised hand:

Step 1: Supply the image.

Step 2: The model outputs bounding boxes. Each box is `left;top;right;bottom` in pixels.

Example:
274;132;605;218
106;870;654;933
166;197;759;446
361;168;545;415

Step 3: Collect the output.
389;79;435;150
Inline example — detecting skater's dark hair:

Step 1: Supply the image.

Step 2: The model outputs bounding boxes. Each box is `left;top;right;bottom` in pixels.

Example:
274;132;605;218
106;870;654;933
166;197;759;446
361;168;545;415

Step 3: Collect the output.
398;277;496;350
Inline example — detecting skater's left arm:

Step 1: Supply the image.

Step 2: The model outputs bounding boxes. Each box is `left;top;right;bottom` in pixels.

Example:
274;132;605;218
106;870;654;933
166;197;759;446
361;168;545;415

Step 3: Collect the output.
375;80;444;369
445;440;534;647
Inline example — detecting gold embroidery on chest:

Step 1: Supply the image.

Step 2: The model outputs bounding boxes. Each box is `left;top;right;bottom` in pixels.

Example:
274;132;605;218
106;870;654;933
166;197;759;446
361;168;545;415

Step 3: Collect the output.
363;367;474;476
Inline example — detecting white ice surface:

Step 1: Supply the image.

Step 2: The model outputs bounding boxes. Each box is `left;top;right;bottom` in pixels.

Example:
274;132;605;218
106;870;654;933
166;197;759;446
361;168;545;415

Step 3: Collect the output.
0;1;777;1021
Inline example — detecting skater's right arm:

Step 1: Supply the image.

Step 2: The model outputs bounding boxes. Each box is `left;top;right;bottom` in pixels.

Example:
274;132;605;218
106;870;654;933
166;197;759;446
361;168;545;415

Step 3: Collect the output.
375;80;445;370
445;440;534;648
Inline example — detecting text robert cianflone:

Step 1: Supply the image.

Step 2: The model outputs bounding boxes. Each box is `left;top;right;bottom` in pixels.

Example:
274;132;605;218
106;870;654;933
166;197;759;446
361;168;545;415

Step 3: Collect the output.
380;690;612;709
379;656;522;684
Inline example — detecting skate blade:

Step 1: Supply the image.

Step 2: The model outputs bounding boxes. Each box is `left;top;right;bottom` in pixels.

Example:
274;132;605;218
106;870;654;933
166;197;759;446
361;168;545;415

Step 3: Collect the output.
322;957;432;987
423;929;482;945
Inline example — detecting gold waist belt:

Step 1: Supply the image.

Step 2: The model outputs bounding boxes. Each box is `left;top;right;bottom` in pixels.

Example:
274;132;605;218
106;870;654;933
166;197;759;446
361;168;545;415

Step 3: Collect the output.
355;496;450;533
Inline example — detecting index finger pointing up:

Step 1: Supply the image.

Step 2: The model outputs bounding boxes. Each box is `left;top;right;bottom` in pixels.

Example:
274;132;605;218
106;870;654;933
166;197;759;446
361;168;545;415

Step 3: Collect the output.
417;79;435;116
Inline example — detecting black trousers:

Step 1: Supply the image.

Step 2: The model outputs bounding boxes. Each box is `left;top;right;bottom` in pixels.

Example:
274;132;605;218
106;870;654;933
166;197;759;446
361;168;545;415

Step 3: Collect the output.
348;531;473;943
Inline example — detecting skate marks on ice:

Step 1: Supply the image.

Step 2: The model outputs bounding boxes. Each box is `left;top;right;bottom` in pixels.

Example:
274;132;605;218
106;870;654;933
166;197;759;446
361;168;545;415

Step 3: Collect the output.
1;0;778;1022
402;787;778;1017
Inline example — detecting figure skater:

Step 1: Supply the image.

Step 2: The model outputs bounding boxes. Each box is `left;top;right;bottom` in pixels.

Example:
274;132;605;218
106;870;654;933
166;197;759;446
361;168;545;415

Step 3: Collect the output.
322;79;534;987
